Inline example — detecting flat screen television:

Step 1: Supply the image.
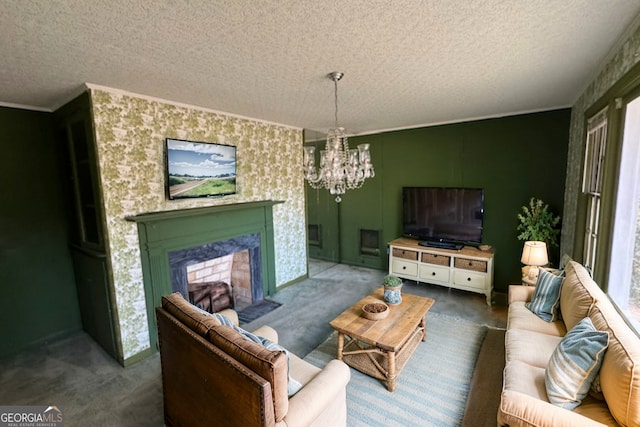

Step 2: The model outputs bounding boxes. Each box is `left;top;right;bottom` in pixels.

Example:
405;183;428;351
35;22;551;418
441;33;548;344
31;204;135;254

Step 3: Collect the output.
402;187;484;250
165;138;237;200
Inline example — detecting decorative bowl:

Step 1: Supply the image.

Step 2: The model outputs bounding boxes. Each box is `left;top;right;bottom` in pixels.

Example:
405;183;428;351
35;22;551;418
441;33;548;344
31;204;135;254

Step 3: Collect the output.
361;302;390;320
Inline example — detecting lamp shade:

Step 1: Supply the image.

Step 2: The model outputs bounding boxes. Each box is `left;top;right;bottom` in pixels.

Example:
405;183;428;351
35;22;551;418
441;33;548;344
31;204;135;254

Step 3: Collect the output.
521;241;548;266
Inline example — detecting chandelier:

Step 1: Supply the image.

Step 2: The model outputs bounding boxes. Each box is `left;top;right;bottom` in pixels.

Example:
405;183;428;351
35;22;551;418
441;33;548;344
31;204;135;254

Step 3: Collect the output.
303;72;375;203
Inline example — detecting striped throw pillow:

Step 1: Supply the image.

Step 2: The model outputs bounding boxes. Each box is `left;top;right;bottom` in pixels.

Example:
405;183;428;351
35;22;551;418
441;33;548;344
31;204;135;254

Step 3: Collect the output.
525;269;563;322
545;317;609;409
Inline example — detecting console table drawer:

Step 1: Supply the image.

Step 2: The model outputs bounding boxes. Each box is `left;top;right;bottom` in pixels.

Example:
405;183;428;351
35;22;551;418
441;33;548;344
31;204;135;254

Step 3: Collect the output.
419;265;450;283
392;248;418;261
453;270;486;290
454;258;487;273
421;253;450;266
392;259;418;277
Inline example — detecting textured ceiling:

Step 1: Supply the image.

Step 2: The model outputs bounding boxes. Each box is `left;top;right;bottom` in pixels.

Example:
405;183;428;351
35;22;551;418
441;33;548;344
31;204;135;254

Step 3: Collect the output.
2;1;640;136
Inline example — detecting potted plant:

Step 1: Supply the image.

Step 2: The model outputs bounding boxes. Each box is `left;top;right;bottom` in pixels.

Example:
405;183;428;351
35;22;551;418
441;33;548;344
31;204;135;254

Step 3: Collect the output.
516;197;561;248
383;274;403;305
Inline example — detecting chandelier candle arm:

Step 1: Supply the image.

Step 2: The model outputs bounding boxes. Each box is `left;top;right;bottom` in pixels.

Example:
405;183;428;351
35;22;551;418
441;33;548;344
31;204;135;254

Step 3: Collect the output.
302;72;374;203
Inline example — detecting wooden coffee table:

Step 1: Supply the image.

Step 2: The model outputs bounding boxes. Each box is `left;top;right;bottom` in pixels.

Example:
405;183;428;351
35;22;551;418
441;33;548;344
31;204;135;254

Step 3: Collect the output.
329;288;434;391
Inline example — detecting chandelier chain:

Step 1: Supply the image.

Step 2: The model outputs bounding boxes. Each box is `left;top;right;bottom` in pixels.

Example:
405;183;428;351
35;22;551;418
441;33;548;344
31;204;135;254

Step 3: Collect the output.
334;77;339;129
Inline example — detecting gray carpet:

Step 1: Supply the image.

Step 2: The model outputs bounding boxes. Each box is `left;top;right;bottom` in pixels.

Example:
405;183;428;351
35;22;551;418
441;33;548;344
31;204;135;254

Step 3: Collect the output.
0;261;507;426
0;332;164;426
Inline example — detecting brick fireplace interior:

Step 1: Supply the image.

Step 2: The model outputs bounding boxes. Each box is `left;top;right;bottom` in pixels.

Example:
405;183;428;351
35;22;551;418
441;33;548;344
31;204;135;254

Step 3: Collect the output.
168;232;264;314
186;249;253;313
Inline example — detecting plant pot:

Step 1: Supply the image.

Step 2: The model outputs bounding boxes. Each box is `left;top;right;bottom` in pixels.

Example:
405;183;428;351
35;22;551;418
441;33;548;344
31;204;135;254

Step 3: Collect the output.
383;284;403;305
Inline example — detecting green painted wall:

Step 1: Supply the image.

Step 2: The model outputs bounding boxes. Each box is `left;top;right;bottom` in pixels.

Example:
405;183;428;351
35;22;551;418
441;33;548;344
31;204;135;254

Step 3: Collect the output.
307;109;571;293
0;107;81;358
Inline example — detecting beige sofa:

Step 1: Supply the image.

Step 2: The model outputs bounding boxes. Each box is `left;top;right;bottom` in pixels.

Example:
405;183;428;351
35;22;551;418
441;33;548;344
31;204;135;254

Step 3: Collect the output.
499;261;640;426
156;292;350;427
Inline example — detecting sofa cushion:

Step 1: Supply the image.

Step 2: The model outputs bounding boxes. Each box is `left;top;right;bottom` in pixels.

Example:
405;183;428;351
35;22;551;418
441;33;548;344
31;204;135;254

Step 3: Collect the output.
559;261;601;331
209;325;290;422
508;284;535;305
500;361;617;426
590;303;640;426
503;360;547;400
545;317;609;409
161;292;221;337
526;269;564;322
506;328;562;368
508;301;567;336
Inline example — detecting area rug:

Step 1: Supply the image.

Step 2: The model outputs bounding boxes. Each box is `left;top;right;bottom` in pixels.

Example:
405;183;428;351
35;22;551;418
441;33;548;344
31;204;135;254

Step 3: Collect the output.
304;312;488;427
237;299;282;324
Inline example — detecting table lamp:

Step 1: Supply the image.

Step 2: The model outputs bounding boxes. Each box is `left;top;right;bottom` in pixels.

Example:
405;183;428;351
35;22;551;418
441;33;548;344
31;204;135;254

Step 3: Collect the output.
521;241;548;285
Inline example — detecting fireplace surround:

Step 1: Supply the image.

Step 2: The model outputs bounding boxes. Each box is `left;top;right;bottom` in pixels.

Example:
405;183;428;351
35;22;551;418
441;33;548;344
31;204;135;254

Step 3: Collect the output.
128;201;281;351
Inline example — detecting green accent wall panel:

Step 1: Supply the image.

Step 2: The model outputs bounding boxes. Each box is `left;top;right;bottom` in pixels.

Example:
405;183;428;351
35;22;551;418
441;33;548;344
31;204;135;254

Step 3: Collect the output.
307;109;570;293
0;107;81;358
306;185;340;261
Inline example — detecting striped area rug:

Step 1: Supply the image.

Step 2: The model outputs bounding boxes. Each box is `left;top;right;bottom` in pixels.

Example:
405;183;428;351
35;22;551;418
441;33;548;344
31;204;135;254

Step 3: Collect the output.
303;313;488;427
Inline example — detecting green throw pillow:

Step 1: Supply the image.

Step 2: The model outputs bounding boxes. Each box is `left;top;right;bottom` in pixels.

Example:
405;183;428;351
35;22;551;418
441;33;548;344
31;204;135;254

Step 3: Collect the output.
525;269;563;322
545;317;609;409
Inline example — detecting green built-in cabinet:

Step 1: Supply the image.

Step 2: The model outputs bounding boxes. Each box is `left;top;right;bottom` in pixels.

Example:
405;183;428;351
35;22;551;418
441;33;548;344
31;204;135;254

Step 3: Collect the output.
306;109;571;292
54;92;118;360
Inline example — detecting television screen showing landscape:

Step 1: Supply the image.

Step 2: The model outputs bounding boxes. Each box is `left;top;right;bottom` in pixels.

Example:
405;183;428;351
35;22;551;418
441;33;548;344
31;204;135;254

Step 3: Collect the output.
165;138;237;199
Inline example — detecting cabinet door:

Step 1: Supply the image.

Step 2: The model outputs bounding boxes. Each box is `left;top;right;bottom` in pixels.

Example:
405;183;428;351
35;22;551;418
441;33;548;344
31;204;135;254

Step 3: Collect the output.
64;116;104;248
70;246;117;357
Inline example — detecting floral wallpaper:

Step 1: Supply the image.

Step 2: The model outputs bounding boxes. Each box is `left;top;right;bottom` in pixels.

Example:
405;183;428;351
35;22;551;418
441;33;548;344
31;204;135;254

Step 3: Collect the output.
90;89;306;360
562;25;640;256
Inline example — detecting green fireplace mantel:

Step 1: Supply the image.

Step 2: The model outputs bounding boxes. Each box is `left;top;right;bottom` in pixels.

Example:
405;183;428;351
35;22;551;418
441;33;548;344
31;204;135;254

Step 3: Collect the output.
127;200;282;223
128;200;283;352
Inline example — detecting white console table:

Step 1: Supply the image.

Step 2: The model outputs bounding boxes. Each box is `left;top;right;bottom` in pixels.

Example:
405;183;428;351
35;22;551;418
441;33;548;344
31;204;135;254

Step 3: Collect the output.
388;238;494;306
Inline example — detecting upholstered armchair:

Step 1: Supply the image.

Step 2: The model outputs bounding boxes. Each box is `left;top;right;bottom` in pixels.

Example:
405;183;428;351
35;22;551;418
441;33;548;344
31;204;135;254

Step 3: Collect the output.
156;292;351;426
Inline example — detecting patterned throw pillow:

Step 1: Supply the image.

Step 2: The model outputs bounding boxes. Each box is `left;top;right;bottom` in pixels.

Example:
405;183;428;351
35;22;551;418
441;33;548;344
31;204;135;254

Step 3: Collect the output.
545;317;610;409
525;269;564;322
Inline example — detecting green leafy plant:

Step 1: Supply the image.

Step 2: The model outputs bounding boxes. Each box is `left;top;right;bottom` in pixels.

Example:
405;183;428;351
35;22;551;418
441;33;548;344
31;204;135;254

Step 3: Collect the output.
517;197;561;247
383;274;403;287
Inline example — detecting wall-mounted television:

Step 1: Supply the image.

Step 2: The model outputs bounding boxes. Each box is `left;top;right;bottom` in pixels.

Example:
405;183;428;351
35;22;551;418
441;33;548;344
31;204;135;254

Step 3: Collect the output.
402;187;484;250
165;138;237;200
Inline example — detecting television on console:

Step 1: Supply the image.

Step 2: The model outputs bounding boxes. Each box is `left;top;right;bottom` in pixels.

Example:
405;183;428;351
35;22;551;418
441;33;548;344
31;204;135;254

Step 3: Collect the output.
165;138;237;200
402;187;484;250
